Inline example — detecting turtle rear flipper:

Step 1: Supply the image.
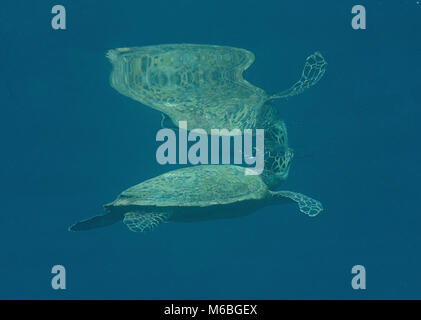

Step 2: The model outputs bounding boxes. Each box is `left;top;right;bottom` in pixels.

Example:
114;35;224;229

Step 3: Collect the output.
272;190;323;217
123;211;170;232
69;213;122;231
270;51;327;99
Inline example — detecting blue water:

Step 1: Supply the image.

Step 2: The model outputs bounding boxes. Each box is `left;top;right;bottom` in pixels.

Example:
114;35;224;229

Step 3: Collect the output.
0;0;420;299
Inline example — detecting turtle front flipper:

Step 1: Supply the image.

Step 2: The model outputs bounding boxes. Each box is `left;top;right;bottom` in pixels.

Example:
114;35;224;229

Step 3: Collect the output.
270;51;327;100
271;190;323;217
123;211;171;232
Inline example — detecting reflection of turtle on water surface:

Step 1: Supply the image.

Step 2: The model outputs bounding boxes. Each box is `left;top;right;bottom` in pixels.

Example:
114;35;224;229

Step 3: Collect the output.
106;44;327;132
69;164;322;233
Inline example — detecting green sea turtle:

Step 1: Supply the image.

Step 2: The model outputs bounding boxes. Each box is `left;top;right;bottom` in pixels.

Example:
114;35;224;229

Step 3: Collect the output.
106;44;327;132
69;164;322;233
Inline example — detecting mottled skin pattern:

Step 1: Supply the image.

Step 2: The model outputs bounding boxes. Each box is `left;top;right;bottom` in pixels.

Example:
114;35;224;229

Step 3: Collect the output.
256;102;292;188
106;44;327;133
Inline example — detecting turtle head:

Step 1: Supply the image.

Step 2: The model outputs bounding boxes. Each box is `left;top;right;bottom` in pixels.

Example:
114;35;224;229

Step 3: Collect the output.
260;116;293;188
262;147;294;188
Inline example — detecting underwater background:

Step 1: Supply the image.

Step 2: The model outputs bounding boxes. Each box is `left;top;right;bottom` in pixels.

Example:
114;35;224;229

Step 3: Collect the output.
0;0;420;299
